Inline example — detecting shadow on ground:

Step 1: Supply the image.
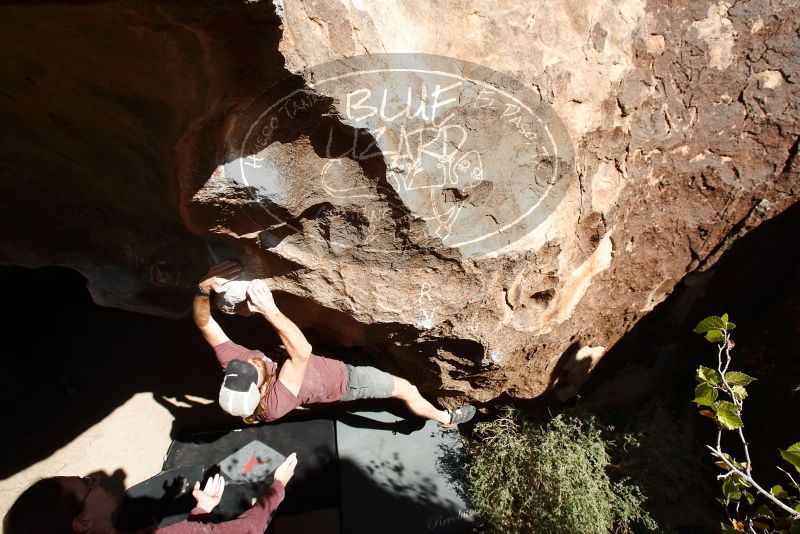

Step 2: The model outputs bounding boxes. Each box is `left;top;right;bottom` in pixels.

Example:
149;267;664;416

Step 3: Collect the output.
0;264;381;479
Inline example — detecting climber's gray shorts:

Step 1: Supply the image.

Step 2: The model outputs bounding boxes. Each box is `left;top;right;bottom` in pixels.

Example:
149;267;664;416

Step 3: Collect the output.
340;364;396;401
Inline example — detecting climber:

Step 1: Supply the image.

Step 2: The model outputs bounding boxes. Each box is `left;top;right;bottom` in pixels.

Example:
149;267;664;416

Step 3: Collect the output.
192;261;476;427
3;453;298;534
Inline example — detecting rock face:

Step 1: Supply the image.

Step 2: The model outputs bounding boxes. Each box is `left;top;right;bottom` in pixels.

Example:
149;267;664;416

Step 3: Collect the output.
1;0;797;404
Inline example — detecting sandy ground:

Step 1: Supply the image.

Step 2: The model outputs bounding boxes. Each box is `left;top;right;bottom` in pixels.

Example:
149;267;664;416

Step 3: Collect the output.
0;392;181;513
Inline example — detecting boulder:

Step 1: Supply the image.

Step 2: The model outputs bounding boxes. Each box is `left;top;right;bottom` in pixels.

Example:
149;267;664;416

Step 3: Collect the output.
0;0;797;403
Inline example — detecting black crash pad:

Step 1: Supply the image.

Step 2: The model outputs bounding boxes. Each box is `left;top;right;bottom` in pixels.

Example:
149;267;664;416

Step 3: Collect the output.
163;419;338;520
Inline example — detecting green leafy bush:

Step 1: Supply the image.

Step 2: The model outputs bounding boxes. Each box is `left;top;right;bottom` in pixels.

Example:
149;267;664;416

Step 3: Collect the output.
467;408;656;534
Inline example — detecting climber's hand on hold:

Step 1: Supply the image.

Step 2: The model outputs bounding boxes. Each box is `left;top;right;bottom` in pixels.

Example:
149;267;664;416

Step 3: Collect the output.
198;261;241;294
246;279;280;317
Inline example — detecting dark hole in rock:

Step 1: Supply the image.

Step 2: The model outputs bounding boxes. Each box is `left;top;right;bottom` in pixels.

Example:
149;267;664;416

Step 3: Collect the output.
530;288;555;305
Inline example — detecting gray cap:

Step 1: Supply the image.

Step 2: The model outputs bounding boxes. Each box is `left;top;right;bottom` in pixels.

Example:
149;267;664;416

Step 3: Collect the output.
219;359;261;417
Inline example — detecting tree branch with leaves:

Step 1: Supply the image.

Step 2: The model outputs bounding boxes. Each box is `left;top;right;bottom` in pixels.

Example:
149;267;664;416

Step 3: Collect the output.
692;314;800;533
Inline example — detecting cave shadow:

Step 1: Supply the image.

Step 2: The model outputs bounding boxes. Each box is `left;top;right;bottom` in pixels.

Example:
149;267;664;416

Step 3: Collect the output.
0;264;239;478
0;0;293;311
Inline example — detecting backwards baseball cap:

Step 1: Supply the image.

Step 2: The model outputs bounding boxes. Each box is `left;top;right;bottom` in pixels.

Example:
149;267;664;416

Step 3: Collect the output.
219;359;261;417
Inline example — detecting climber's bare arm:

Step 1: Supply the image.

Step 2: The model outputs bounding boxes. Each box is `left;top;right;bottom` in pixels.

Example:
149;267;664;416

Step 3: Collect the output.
193;261;242;347
247;280;312;396
193;293;229;346
266;311;312;396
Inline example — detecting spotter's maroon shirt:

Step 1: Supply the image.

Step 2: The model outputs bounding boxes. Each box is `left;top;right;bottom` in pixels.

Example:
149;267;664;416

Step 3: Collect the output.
155;480;284;533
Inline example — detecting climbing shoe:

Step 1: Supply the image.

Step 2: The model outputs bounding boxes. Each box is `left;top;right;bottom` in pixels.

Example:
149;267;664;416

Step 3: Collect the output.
441;405;476;428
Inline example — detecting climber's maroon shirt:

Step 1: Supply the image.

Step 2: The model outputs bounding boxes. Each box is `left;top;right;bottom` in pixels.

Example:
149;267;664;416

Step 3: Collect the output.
213;340;348;421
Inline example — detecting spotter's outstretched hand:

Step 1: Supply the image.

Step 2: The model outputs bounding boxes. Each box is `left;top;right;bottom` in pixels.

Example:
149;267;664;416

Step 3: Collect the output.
273;453;298;486
192;473;225;513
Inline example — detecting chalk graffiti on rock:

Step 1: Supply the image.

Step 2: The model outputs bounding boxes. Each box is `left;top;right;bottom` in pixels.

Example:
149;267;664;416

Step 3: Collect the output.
417;281;436;329
228;53;574;257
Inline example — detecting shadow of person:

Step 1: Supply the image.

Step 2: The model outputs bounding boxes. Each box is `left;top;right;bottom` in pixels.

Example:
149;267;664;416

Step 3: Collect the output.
115;466;205;531
152;393;232;440
77;469;188;532
281;399;428;435
88;468;128;503
336;411;427;435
